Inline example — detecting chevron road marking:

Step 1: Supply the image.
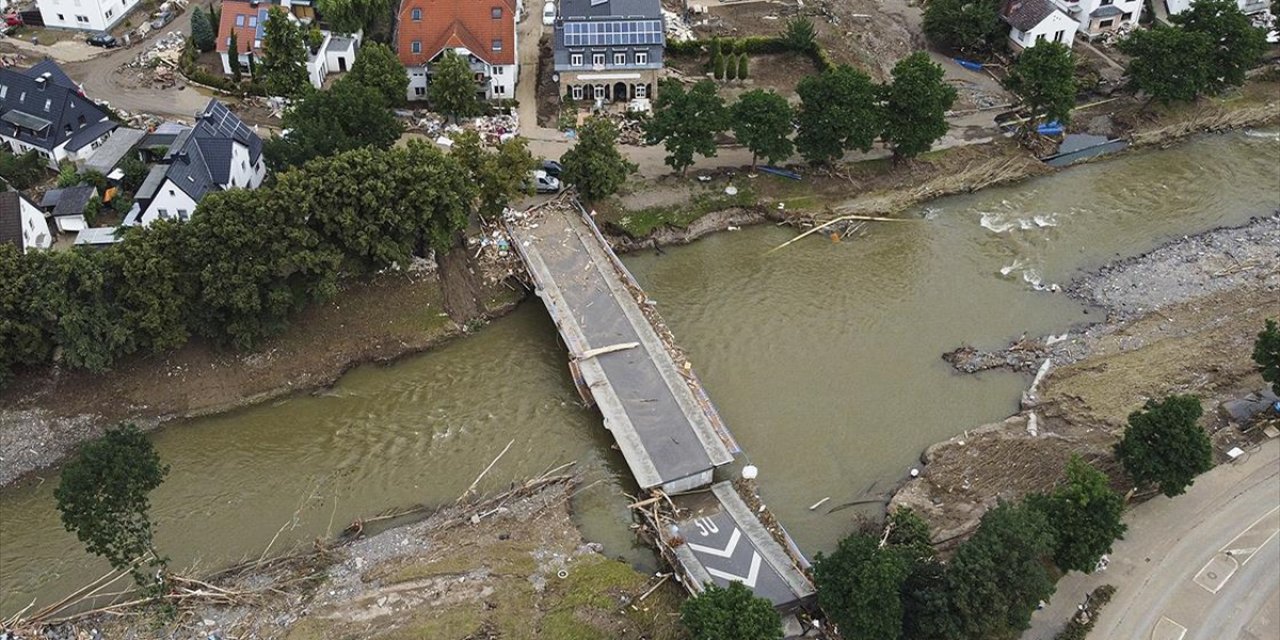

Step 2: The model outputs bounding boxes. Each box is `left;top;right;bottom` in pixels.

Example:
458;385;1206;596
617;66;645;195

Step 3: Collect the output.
687;528;741;558
706;551;763;588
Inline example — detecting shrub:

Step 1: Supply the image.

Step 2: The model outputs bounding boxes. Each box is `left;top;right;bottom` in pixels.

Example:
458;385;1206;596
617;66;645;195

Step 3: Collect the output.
680;582;783;640
737;53;749;79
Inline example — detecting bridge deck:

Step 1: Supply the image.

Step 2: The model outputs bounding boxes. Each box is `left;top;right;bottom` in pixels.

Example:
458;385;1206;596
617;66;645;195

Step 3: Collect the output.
508;204;734;492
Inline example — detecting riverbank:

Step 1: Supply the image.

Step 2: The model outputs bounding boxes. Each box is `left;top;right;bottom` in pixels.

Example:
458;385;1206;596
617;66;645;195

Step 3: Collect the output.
891;214;1280;546
7;474;689;640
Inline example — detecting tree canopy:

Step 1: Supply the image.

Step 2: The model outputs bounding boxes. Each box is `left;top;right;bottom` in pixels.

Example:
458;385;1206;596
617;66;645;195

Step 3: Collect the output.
348;42;408;105
316;0;391;33
55;424;170;588
1255;319;1280;395
259;6;311;99
431;51;482;122
191;8;216;53
450;131;538;221
815;532;914;640
1118;26;1215;104
265;76;404;169
795;64;880;165
1027;456;1127;573
1006;41;1076;130
1115;395;1212;497
880;52;957;160
730;89;794;169
780;16;817;53
1172;0;1267;94
922;0;1007;54
0;149;47;189
560;115;637;202
680;581;783;640
644;79;729;174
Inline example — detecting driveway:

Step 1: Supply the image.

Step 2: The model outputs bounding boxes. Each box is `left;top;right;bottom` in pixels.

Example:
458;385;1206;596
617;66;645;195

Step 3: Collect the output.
1025;438;1280;640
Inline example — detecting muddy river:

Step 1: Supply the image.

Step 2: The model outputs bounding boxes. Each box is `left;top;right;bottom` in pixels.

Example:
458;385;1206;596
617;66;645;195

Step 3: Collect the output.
2;132;1277;615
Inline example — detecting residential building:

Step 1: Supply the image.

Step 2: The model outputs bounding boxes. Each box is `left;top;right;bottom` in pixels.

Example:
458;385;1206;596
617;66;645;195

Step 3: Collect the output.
1056;0;1143;38
1165;0;1270;18
1004;0;1079;50
129;100;266;226
39;184;97;234
0;190;52;252
0;60;118;170
395;0;519;102
216;0;358;89
36;0;141;32
552;0;665;104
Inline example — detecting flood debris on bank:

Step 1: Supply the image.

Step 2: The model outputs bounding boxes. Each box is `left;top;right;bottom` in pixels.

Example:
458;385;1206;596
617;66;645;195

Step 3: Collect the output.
893;214;1280;547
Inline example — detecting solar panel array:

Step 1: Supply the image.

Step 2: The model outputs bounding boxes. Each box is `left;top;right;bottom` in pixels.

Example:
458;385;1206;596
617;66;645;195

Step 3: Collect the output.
562;20;663;47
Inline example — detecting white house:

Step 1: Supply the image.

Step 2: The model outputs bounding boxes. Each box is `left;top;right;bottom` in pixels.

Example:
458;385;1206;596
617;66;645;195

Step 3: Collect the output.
0;190;52;252
1055;0;1143;38
36;0;141;32
129;100;266;226
395;0;519;102
217;0;361;90
1165;0;1270;17
0;60;118;170
1005;0;1080;50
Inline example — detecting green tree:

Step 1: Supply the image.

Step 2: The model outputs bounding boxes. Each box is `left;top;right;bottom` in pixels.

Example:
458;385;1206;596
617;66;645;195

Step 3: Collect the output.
259;6;311;99
38;250;133;372
450;130;538;221
56;162;79;187
713;51;726;80
1005;41;1076;131
431;50;481;122
1115;395;1212;497
1254;319;1279;395
922;0;1007;54
901;558;959;640
0;247;57;384
781;16;817;52
348;42;408;105
1172;0;1267;94
725;53;738;81
264;76;404;169
644;79;729;174
118;155;150;193
0;149;48;189
1026;456;1127;573
730;89;794;169
559;115;637;202
316;0;392;33
795;64;880;166
880;52;957;161
1118;27;1215;104
105;222;190;355
738;53;749;80
228;30;243;83
191;8;216;53
815;532;913;640
55;424;170;588
947;501;1056;639
680;581;783;640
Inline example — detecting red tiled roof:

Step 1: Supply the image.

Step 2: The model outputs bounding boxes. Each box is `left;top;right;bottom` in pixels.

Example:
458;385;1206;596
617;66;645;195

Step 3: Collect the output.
217;1;262;55
396;0;517;67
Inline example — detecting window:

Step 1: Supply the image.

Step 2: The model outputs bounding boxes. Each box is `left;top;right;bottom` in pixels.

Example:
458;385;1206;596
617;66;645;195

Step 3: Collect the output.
249;16;257;26
634;83;646;98
0;86;6;99
104;8;112;18
1121;11;1132;20
254;39;261;48
635;51;647;65
613;52;625;65
168;189;176;196
43;99;50;111
571;85;583;99
411;7;422;20
177;209;189;220
56;13;64;20
415;86;425;96
491;6;502;18
411;40;421;53
77;114;86;126
493;65;503;75
570;53;583;66
1036;32;1045;41
235;14;245;26
494;84;505;95
158;209;169;219
491;38;502;51
1055;29;1065;42
592;53;605;66
1100;0;1113;4
1099;18;1114;26
594;84;604;99
75;15;89;23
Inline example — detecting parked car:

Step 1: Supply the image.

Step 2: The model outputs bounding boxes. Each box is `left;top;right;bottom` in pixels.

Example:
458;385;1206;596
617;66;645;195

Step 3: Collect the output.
542;1;556;26
540;159;563;178
86;32;119;48
150;9;175;30
529;170;561;194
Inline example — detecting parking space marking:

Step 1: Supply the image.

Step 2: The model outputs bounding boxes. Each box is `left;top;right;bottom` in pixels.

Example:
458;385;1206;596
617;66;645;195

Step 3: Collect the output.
1153;616;1188;640
1193;553;1239;594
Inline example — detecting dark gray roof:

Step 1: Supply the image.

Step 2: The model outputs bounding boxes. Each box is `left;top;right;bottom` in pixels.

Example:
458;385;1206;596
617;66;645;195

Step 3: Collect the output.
194;99;262;163
327;35;354;51
83;127;146;174
139;132;180;149
0;62;116;152
0;191;22;250
560;0;661;19
49;185;96;217
152;100;263;205
1090;4;1124;17
136;164;169;201
1003;0;1062;30
164;140;217;202
40;188;64;209
65;119;118;152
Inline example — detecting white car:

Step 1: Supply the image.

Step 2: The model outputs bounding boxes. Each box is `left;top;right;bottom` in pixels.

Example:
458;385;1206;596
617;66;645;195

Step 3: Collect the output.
530;170;561;194
542;1;556;26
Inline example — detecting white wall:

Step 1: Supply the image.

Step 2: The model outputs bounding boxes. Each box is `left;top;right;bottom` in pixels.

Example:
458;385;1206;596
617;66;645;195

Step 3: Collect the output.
139;179;199;225
406;66;428;101
18;195;52;252
37;0;141;31
1071;0;1143;35
227;141;266;189
1010;11;1079;50
489;63;516;99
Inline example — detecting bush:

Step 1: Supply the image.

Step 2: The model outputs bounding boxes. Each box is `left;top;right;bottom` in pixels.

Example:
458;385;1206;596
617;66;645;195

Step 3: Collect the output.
737;53;749;79
680;582;783;640
0;149;48;189
724;54;737;80
1054;585;1117;640
713;51;726;79
781;16;817;52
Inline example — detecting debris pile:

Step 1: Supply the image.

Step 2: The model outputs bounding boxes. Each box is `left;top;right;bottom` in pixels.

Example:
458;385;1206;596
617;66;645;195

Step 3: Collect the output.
399;110;521;144
125;30;186;69
662;8;694;42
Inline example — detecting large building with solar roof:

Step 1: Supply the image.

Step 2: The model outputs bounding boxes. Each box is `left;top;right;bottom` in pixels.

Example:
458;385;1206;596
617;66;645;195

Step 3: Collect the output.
552;0;665;104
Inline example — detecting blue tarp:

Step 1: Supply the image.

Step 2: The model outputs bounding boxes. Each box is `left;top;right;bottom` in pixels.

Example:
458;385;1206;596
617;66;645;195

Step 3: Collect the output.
954;58;984;72
759;166;801;180
1037;121;1065;136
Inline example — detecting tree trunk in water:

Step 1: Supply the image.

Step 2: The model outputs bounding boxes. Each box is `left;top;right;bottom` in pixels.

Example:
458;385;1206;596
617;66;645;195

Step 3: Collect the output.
437;238;487;324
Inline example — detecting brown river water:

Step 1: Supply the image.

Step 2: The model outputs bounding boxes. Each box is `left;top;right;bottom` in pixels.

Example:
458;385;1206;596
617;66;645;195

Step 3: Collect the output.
2;132;1278;615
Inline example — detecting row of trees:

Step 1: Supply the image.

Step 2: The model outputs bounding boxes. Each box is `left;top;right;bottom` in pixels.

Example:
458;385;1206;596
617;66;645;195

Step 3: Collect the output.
0;137;535;384
644;52;958;174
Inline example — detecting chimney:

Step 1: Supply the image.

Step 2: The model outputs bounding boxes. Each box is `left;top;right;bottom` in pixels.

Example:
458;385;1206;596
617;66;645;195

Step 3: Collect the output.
34;76;45;89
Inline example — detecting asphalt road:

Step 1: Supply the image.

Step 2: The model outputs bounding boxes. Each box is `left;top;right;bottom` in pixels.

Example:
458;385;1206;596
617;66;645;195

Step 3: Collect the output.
1026;438;1280;640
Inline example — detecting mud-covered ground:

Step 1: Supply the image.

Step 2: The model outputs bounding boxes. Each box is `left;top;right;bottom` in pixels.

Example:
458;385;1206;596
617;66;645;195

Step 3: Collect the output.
892;215;1280;546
